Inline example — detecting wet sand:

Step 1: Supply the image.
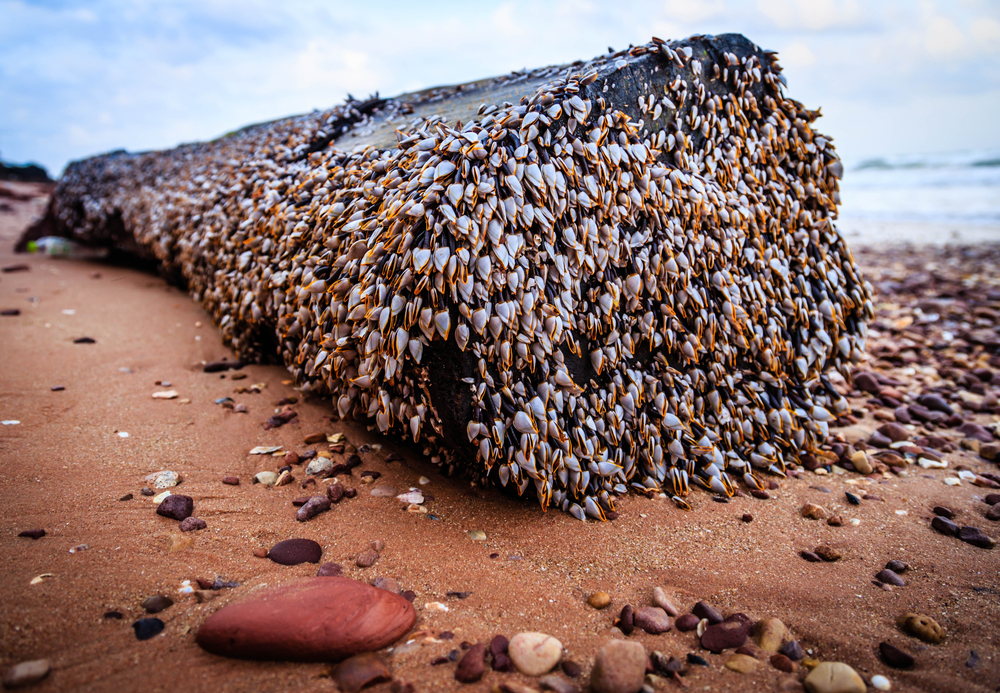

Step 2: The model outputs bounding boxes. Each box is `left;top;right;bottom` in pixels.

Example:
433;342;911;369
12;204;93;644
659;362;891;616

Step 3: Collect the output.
1;183;997;692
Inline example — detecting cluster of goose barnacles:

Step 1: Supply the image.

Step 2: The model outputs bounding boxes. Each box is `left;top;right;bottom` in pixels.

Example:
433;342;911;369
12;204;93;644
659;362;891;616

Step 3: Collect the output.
46;34;872;519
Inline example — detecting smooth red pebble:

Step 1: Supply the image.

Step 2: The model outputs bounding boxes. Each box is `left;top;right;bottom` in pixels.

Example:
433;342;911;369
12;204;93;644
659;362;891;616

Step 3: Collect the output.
268;538;322;565
332;653;391;693
770;653;796;672
931;516;959;536
222;476;240;485
692;601;723;624
454;642;486;683
700;620;750;652
741;514;753;523
18;529;46;539
252;548;268;558
195;577;416;661
984;494;1000;506
675;614;700;631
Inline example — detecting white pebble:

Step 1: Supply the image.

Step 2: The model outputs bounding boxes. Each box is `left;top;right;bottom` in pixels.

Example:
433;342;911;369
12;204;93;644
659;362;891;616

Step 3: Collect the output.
871;674;892;690
943;477;961;486
957;470;976;481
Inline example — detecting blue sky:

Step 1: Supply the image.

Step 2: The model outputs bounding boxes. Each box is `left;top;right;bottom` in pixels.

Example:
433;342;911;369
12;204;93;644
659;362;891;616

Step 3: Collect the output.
2;0;999;176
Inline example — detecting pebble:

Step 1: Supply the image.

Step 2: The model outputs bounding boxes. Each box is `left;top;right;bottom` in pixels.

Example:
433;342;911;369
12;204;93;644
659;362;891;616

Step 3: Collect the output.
779;640;805;661
331;653;391;692
196;577;415;660
803;661;866;693
701;619;750;652
845;492;861;506
724;653;758;673
884;560;908;573
305;457;333;476
651;587;679;616
933;505;955;519
156;494;193;521
145;470;181;488
849;450;873;474
870;674;892;691
800;503;827;520
559;660;581;678
17;529;46;539
986;494;1000;506
296;496;331;522
2;659;51;689
986;505;1000;521
142;595;173;613
741;513;753;523
539;674;579;693
590;639;646;693
268;538;322;565
454;643;486;683
957;526;995;549
355;550;379;568
253;471;278;486
466;530;487;541
508;632;563;676
179;516;206;532
770;653;796;672
133;617;165;640
931;516;959;536
221;476;240;485
587;591;611;609
615;605;634;634
753;617;787;652
691;601;723;624
490;635;512;672
814;545;842;562
875;569;905;586
878;422;911;442
898;613;945;643
370;485;397;497
633;606;672;634
800;550;822;562
675;614;700;631
878;642;915;669
317;562;343;577
372;577;401;594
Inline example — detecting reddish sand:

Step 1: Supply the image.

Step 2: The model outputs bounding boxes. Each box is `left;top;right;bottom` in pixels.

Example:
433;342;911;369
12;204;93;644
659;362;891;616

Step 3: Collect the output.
1;183;997;692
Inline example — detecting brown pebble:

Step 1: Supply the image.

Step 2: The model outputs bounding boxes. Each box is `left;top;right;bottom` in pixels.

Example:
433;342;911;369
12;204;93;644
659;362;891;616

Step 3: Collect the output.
898;613;945;643
615;604;634;635
826;515;844;527
800;503;827;520
141;595;174;613
933;505;955;519
876;569;906;586
179;516;207;532
741;513;753;523
587;591;611;609
885;560;908;573
800;550;822;562
675;613;700;631
18;529;46;539
724;653;758;673
252;547;268;558
931;516;959;536
454;642;486;683
356;549;380;568
156;494;194;521
770;653;796;672
957;526;995;549
814;545;841;562
691;601;723;624
560;660;582;678
332;653;391;693
221;476;240;485
878;641;915;669
633;606;672;634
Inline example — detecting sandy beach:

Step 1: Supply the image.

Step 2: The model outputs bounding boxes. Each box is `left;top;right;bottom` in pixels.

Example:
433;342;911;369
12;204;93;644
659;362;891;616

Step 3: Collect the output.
1;182;998;692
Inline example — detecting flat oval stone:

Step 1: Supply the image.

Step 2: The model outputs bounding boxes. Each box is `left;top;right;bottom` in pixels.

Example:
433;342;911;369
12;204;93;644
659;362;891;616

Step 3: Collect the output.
268;538;322;565
196;577;415;661
700;619;750;652
508;631;563;676
2;659;51;689
633;606;672;634
804;661;866;693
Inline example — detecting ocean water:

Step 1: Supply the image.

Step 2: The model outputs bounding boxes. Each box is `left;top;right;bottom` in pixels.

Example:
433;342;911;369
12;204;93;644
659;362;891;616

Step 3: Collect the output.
835;148;1000;245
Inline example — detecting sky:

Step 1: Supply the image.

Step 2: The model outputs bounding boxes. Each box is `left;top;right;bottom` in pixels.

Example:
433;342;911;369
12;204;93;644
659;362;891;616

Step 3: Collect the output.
2;0;999;177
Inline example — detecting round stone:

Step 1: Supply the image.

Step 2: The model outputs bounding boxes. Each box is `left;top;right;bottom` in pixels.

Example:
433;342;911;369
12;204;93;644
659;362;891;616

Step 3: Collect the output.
633;606;672;634
897;613;945;643
587;591;611;609
268;538;322;565
590;639;646;693
753;617;788;652
196;577;416;661
508;632;563;676
804;662;866;693
871;674;892;691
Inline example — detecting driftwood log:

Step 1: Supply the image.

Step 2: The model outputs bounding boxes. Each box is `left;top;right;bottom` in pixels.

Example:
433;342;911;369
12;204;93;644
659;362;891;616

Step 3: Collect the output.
26;34;872;519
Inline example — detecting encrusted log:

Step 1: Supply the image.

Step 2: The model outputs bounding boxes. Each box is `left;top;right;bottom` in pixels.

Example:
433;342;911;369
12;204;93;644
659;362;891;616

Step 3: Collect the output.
26;34;872;518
